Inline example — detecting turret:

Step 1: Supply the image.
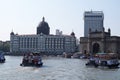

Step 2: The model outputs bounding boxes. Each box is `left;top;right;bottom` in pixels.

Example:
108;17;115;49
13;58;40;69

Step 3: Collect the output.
108;28;111;36
10;31;14;35
102;27;105;32
71;31;75;37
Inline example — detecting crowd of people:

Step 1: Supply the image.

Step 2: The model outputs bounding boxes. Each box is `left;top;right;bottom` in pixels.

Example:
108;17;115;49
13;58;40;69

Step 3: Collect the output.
22;53;42;66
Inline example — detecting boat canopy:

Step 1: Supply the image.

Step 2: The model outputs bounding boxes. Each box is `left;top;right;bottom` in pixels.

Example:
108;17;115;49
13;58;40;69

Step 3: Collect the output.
95;53;118;59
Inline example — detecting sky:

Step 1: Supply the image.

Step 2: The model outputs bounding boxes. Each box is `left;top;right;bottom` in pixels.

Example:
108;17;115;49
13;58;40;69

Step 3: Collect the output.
0;0;120;41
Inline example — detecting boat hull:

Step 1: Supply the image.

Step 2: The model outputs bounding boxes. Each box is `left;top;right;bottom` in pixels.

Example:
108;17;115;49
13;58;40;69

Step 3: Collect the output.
20;62;43;67
86;60;119;69
0;59;5;63
107;63;119;68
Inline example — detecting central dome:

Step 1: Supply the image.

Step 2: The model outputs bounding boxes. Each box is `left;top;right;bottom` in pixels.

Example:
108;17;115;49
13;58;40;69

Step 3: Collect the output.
37;17;50;35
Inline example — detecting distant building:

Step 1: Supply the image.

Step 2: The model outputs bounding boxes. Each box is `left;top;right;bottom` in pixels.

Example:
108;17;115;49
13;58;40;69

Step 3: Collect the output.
80;28;120;55
84;11;104;37
10;17;77;54
10;33;76;54
56;29;62;35
0;41;3;45
56;29;59;35
80;11;120;55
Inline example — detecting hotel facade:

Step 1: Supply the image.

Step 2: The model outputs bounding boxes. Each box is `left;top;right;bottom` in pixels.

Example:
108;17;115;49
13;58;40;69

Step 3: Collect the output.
10;17;77;54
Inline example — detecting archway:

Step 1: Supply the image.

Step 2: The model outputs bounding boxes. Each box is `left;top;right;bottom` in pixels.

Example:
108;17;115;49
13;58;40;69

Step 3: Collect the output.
92;43;100;54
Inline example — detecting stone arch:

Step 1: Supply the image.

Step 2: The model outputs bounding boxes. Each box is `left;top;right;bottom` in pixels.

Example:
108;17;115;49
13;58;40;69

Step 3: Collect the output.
92;42;100;54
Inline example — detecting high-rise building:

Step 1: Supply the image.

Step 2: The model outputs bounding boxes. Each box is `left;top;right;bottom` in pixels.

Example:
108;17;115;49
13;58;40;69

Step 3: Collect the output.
84;11;104;37
80;11;120;55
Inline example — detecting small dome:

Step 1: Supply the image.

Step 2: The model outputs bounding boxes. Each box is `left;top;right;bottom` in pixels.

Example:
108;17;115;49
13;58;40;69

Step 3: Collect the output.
71;32;75;36
10;31;14;35
37;17;50;35
108;28;111;32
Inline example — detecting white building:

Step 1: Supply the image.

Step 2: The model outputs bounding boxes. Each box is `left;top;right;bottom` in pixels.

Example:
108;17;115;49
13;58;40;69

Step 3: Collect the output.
84;11;104;37
10;17;77;55
56;29;62;35
10;33;76;55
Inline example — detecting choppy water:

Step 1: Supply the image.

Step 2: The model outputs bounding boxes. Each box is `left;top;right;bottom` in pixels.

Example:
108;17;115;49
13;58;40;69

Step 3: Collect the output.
0;56;120;80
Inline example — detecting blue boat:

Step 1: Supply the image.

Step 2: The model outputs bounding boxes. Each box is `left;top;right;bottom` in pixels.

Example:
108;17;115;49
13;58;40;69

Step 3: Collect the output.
0;52;5;63
86;53;119;68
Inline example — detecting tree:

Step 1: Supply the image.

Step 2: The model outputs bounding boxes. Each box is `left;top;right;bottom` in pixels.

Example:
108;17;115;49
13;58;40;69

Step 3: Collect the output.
0;41;10;52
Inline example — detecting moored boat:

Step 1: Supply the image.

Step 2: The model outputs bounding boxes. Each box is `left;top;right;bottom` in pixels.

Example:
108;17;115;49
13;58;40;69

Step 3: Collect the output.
99;58;119;68
0;52;5;63
86;53;119;68
85;57;99;67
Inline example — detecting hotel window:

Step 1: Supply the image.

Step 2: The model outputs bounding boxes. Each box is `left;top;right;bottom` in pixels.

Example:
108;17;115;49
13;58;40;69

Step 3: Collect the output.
27;38;29;48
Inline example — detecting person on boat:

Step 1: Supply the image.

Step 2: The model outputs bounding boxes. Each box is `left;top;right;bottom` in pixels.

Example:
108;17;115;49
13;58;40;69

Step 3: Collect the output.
90;57;94;61
33;54;38;65
22;54;28;64
94;57;100;64
107;60;112;65
1;56;5;60
28;53;34;64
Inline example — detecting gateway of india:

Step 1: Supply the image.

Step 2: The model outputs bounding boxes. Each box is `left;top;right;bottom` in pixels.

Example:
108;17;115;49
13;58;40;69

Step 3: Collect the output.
80;11;120;55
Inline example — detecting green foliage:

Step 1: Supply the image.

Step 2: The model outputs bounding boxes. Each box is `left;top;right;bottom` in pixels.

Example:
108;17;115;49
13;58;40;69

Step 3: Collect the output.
0;41;10;52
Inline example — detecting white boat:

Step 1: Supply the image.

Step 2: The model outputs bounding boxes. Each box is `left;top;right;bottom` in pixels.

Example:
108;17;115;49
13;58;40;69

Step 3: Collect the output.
86;53;119;68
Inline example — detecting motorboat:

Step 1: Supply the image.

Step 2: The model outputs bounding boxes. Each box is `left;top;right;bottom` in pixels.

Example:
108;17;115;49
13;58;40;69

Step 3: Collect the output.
86;53;119;68
85;57;99;67
0;52;5;63
99;58;119;68
20;53;43;67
